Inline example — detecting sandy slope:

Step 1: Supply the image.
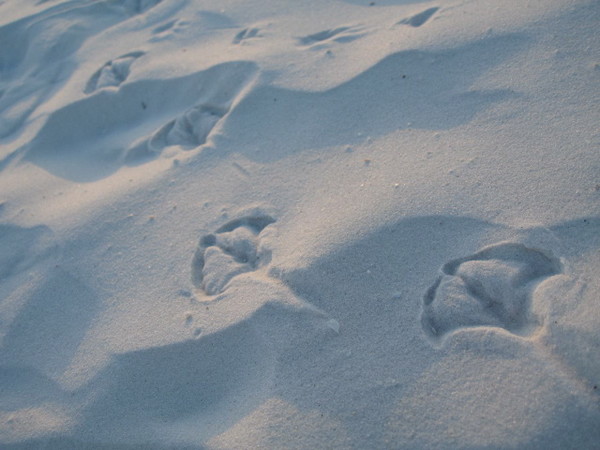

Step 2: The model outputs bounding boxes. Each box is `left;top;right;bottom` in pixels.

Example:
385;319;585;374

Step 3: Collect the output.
0;0;598;448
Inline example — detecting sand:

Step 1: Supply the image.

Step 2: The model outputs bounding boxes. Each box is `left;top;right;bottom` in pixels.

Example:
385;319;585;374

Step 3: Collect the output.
0;0;599;448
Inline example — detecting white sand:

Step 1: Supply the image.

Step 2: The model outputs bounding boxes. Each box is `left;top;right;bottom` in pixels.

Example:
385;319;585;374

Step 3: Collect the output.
0;0;599;448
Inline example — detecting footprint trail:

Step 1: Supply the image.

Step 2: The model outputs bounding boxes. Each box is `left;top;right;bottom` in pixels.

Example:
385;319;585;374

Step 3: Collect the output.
0;0;163;138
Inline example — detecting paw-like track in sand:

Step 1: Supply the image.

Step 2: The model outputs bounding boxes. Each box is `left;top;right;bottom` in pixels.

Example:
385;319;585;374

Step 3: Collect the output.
148;104;227;150
85;52;144;94
421;242;562;344
192;214;276;296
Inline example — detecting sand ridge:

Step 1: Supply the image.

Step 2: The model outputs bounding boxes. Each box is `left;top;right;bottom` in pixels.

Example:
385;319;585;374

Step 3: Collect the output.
0;0;599;447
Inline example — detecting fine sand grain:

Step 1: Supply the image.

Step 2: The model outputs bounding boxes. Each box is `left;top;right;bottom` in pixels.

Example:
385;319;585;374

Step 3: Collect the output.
0;0;598;448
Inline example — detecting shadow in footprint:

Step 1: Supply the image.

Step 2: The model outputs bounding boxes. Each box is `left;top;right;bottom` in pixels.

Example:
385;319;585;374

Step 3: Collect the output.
397;6;439;27
297;25;367;47
84;52;144;94
192;213;276;296
421;242;562;344
233;27;260;44
144;104;227;151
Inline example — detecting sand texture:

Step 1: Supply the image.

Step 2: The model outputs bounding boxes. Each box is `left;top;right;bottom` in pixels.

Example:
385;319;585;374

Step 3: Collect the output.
0;0;599;448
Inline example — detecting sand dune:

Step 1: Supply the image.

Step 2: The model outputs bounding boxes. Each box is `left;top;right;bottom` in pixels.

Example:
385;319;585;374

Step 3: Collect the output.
0;0;598;448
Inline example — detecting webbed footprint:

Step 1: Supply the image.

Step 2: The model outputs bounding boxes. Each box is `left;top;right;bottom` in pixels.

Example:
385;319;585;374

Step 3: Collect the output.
422;242;562;344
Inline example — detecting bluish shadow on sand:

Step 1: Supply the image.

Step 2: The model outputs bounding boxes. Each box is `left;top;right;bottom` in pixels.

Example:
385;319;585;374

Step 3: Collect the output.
17;34;526;182
271;215;599;448
222;34;526;163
